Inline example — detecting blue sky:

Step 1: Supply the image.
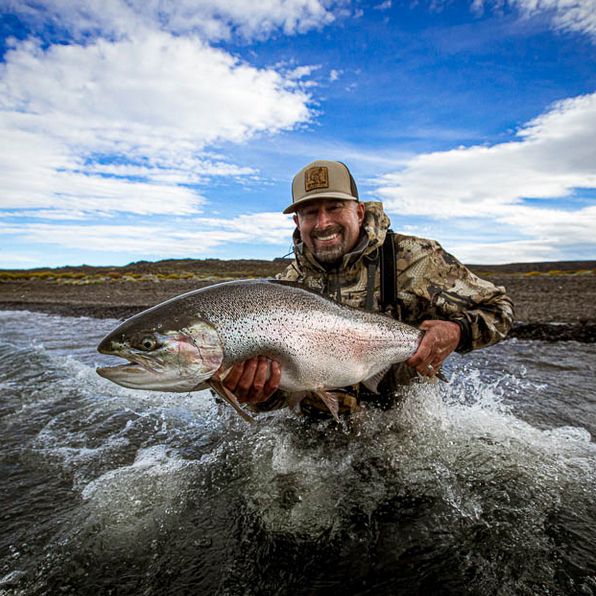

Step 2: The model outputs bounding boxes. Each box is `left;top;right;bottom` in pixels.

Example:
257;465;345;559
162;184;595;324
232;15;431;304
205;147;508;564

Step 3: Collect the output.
0;0;595;268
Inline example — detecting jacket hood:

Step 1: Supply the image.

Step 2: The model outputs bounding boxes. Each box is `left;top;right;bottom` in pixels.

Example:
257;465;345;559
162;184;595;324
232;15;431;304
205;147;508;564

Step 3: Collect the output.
292;201;391;272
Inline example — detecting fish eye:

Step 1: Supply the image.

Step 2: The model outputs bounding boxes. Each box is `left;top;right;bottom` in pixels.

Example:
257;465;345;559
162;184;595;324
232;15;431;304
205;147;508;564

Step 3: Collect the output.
139;336;158;351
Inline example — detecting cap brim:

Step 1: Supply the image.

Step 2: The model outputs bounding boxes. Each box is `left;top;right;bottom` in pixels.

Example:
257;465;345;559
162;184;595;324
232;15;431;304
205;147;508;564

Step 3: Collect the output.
283;192;358;214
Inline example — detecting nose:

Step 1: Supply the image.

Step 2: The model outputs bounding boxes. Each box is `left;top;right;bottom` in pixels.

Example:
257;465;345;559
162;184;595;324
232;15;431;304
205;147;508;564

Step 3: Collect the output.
314;208;332;229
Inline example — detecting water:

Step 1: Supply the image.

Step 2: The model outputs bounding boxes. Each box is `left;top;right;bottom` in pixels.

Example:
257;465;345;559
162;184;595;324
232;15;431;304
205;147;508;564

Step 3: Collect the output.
0;310;594;595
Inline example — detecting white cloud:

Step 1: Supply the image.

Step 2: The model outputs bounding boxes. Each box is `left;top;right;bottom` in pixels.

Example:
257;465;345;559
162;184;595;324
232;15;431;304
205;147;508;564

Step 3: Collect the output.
375;93;596;261
82;160;256;185
472;0;596;40
0;212;294;257
375;93;596;216
513;0;596;38
329;69;341;82
193;212;295;243
374;1;392;10
499;205;596;245
1;34;311;148
2;0;339;42
0;32;312;213
448;239;562;264
285;65;321;80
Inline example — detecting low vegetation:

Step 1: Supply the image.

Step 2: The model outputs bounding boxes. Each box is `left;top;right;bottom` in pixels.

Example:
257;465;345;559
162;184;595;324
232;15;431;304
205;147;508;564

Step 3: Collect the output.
1;258;594;284
0;258;290;284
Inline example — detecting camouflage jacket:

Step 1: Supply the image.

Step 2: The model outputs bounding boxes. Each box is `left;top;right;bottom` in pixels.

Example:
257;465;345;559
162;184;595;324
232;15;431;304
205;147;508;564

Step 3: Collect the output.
258;201;514;415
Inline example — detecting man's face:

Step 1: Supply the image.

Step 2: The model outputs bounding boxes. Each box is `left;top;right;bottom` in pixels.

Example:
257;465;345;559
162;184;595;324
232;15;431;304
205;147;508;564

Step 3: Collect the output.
293;199;365;264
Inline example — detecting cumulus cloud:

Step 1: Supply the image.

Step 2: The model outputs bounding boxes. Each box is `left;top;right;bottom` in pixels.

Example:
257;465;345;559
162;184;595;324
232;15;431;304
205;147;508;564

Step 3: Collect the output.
376;93;596;216
2;0;339;42
375;93;596;261
0;32;312;213
1;33;311;149
472;0;596;40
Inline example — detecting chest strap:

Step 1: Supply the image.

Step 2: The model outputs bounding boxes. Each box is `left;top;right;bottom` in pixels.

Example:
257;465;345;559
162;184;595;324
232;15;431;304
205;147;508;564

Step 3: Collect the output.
379;229;397;313
365;258;377;311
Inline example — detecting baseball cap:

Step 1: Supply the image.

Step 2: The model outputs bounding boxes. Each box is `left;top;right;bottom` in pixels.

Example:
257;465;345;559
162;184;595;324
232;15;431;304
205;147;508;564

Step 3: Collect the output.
283;160;359;214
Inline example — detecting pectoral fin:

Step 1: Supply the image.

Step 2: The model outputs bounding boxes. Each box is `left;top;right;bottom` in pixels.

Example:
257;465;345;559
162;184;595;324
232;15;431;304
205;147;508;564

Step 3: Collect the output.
208;379;256;424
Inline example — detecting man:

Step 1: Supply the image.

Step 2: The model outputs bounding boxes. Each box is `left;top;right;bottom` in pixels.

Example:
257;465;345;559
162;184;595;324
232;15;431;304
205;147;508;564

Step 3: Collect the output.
223;160;514;415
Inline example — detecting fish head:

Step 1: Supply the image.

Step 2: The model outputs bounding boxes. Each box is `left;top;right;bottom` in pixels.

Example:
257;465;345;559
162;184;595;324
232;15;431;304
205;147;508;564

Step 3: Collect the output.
96;318;223;392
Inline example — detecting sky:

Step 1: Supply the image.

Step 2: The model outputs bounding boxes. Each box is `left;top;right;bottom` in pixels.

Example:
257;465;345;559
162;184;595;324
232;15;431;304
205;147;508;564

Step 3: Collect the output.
0;0;595;268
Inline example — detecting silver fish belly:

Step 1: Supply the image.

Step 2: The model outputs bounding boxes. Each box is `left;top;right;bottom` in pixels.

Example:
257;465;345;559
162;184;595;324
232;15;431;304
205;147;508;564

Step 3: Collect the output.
96;279;423;420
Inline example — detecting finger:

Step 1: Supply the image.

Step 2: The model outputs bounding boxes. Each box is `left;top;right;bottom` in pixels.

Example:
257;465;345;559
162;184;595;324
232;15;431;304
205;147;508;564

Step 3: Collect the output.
263;361;281;398
431;356;444;370
222;362;245;392
246;357;269;403
235;357;259;401
417;362;435;377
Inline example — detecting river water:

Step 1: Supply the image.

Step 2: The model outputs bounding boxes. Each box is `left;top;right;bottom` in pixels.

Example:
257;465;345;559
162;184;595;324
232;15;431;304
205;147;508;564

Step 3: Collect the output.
0;310;594;595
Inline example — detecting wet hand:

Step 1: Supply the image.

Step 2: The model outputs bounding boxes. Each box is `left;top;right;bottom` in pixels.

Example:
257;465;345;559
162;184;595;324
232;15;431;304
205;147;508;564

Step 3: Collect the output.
406;320;461;377
222;357;281;404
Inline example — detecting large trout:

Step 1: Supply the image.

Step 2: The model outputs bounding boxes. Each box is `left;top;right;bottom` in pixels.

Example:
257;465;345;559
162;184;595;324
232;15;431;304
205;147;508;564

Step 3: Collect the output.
97;279;423;421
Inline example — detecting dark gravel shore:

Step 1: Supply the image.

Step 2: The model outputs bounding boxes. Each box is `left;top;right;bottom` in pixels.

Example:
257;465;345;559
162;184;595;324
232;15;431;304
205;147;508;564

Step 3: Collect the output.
1;270;595;342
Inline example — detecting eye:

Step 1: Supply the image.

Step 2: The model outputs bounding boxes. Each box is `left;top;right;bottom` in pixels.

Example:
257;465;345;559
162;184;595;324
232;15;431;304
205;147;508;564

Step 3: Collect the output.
139;336;158;351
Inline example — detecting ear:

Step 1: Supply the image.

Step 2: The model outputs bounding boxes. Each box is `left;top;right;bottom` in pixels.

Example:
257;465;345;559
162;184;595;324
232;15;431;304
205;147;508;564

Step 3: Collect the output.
293;214;299;228
356;202;365;225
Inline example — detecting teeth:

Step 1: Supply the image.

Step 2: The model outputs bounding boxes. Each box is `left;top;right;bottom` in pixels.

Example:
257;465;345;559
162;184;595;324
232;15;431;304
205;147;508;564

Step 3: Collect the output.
316;233;339;241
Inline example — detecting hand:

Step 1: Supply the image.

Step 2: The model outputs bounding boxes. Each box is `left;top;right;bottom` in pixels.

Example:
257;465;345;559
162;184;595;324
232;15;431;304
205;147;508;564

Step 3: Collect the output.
406;320;461;377
222;357;281;404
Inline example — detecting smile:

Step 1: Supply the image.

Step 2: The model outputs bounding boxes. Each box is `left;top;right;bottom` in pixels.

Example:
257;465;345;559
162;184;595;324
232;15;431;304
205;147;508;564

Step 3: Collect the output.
315;232;340;242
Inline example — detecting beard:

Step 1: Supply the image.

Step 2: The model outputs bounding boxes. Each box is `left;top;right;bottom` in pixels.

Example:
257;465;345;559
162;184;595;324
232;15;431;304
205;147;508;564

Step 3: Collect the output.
310;225;347;264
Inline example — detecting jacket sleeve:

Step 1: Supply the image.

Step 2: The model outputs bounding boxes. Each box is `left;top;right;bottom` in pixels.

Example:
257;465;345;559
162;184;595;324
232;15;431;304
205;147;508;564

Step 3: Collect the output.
395;236;514;353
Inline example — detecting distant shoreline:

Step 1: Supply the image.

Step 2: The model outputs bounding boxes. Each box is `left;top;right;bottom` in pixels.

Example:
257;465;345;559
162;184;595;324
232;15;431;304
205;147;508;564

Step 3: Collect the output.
1;259;595;343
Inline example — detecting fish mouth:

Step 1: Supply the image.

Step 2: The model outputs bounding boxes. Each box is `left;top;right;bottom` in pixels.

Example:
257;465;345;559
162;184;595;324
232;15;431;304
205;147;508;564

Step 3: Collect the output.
95;349;214;392
95;360;192;391
96;361;160;387
96;361;144;378
96;349;165;388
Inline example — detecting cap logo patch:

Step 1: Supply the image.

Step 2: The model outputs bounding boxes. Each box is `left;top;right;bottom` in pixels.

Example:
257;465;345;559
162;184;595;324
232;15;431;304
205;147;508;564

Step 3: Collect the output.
304;166;329;192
